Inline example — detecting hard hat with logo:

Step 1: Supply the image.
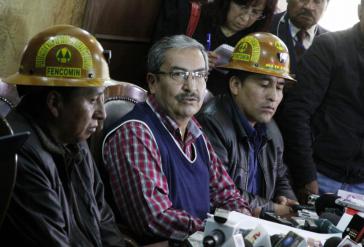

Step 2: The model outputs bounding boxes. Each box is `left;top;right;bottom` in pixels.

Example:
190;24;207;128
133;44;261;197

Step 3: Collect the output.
4;24;115;87
219;32;295;82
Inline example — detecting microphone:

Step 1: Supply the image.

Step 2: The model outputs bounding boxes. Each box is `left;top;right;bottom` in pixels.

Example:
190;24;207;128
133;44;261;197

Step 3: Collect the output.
203;229;225;247
313;218;342;233
324;236;361;247
323;236;342;247
273;231;307;247
244;225;272;247
315;193;344;217
319;211;341;226
270;234;285;246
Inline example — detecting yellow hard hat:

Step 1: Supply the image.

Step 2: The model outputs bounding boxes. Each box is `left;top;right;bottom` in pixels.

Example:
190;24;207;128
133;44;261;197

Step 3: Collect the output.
4;24;116;87
219;32;295;82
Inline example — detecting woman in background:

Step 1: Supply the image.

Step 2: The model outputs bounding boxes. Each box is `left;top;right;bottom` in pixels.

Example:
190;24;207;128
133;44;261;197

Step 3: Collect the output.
193;0;278;95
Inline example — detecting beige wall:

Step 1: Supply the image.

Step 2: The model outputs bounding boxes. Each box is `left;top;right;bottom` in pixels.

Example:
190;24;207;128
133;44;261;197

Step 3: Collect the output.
277;0;287;13
0;0;87;78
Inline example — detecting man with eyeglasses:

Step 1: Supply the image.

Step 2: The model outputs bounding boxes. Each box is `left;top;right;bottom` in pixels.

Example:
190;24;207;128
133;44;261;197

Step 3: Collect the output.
102;35;251;244
270;0;329;75
197;32;298;218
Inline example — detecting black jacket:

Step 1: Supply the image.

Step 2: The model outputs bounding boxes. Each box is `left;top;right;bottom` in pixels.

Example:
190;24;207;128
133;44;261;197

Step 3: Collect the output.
270;11;328;75
278;24;364;187
1;105;125;247
197;94;296;211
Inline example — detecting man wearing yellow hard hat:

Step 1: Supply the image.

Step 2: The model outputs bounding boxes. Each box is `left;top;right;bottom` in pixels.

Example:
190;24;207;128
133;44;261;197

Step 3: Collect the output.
0;25;125;246
197;32;298;217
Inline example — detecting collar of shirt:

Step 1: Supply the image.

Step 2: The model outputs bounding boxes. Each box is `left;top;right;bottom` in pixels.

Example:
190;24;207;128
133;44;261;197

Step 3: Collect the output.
146;95;203;146
229;94;267;143
288;19;317;49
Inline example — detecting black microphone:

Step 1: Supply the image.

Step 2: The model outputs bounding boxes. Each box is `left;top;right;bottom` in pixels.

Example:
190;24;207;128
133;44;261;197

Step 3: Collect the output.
319;211;341;225
313;218;342;233
323;236;342;247
315;193;344;217
203;229;225;247
270;234;285;246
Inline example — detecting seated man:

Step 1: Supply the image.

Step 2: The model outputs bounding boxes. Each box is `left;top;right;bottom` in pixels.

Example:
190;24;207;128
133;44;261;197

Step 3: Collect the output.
197;33;298;217
102;35;251;242
0;25;125;246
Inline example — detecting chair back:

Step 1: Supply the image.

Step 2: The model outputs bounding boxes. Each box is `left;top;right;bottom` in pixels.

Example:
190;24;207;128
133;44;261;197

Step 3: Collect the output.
0;80;19;117
103;82;147;131
0;119;29;227
88;82;146;246
89;81;147;166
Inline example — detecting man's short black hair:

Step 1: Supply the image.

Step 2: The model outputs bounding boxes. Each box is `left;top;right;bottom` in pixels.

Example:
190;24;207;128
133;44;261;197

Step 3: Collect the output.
16;85;77;118
228;70;253;83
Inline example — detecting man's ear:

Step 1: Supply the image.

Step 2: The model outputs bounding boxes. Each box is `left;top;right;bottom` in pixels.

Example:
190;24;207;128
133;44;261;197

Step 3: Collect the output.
46;91;63;118
147;72;158;94
229;76;241;96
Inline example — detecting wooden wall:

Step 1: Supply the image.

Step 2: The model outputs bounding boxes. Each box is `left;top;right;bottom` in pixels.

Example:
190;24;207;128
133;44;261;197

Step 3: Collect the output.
0;0;87;78
83;0;162;89
0;0;162;90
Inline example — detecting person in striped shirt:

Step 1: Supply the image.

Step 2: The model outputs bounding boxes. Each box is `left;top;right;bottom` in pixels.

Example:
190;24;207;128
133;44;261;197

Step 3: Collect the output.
103;35;251;244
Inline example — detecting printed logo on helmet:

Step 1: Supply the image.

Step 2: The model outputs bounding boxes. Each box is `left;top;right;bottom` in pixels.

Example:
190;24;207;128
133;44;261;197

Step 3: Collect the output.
56;47;72;63
35;35;93;78
274;41;285;51
232;36;261;63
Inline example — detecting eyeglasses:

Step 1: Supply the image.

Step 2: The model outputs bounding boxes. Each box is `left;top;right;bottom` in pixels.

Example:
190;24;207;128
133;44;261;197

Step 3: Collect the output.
233;3;266;20
154;70;209;84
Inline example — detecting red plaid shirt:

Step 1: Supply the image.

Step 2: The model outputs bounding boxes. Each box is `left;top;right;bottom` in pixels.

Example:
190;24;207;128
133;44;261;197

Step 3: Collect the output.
103;95;251;240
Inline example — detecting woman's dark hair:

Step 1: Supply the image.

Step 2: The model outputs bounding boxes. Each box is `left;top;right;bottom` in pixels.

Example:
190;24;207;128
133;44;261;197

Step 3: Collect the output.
204;0;278;32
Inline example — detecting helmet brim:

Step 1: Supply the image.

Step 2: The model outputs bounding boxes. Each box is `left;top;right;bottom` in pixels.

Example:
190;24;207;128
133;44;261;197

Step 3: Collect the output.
217;62;296;83
3;73;119;88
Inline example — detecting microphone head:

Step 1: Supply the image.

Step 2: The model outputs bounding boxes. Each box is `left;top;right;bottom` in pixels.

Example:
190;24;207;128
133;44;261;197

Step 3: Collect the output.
202;230;225;247
314;218;342;234
315;193;344;216
323;236;342;247
319;212;341;225
270;234;285;246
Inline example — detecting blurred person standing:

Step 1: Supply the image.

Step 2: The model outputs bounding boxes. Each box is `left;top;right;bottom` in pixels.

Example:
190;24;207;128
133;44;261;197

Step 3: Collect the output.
270;0;329;75
278;1;364;202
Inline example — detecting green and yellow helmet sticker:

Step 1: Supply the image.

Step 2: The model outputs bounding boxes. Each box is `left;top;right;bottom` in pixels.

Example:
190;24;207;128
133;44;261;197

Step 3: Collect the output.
35;35;93;78
232;36;261;63
56;47;72;63
274;40;285;51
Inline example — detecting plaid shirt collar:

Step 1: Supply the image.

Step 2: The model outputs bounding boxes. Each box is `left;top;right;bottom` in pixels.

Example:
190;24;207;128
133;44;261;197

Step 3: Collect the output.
146;95;203;144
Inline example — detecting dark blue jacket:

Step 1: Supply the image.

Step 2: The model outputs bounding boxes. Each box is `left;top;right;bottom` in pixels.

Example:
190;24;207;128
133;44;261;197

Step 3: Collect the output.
278;23;364;186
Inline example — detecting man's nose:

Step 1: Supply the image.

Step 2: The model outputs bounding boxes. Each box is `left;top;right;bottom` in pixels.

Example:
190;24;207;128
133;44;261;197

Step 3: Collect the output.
95;97;106;120
182;74;198;91
267;87;279;102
